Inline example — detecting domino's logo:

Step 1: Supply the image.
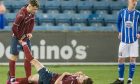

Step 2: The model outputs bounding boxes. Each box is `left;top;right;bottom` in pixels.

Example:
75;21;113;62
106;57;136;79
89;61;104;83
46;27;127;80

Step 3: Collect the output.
0;40;88;60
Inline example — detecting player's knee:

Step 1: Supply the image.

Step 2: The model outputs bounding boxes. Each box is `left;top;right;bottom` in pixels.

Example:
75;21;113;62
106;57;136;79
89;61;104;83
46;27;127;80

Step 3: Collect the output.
130;57;136;63
28;74;39;83
28;76;33;83
9;55;18;61
118;58;125;63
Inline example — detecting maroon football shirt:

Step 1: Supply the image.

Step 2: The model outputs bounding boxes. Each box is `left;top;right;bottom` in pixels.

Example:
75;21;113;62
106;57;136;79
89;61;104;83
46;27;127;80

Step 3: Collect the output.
12;6;35;39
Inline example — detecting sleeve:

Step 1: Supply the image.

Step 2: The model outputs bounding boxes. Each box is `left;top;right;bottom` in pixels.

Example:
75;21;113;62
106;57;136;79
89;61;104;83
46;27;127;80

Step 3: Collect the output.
138;12;140;34
117;10;123;33
62;79;77;84
62;80;72;84
12;12;24;39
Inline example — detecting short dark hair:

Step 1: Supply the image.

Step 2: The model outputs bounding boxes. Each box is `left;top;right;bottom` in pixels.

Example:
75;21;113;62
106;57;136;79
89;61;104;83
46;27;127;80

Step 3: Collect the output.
82;78;93;84
29;0;39;8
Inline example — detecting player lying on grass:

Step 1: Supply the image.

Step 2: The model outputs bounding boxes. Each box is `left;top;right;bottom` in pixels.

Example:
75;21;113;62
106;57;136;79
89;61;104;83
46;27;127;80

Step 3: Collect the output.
12;41;93;84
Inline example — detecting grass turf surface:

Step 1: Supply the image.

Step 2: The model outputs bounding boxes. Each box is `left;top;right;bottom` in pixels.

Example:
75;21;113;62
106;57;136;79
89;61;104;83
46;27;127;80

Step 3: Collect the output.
0;65;140;84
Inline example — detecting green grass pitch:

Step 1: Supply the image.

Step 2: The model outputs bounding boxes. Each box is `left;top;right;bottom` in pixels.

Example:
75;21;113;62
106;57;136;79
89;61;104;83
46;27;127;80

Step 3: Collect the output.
0;65;140;84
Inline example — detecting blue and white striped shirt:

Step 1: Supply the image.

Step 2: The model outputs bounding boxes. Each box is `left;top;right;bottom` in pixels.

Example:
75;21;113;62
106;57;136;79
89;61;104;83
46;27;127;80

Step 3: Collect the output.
117;8;140;43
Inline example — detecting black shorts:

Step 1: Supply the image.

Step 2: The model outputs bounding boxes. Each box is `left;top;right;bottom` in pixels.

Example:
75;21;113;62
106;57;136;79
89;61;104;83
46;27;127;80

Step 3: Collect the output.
38;67;54;84
10;36;31;55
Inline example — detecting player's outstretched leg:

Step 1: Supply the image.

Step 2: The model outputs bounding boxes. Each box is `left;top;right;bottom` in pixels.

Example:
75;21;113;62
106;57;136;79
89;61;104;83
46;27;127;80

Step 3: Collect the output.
24;59;32;78
21;42;34;62
24;39;32;78
21;41;44;71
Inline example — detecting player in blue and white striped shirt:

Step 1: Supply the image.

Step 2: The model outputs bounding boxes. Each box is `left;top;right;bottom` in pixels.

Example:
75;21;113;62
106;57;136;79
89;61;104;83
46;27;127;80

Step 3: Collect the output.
111;0;140;84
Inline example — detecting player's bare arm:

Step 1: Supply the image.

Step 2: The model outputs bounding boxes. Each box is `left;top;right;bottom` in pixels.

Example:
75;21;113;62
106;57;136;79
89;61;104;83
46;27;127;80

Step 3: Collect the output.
54;72;71;84
28;74;39;83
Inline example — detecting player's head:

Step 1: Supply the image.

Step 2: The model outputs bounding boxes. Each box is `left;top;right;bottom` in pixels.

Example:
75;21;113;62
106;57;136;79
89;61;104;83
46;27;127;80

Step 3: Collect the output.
77;75;93;84
128;0;137;9
82;78;93;84
75;72;93;84
28;0;39;14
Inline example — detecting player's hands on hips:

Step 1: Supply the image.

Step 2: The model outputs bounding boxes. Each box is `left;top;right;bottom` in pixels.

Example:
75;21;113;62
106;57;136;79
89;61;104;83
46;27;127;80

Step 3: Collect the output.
118;32;122;40
137;34;140;39
26;33;32;39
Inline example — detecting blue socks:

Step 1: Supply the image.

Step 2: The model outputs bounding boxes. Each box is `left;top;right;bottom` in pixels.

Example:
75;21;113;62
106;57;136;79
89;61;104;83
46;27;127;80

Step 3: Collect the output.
118;63;136;81
128;63;136;80
118;64;125;80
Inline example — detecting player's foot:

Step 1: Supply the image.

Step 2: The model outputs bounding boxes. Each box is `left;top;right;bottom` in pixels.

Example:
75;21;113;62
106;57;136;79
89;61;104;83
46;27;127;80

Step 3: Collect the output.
7;78;15;84
7;78;19;84
110;79;124;84
7;71;19;84
127;80;132;84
